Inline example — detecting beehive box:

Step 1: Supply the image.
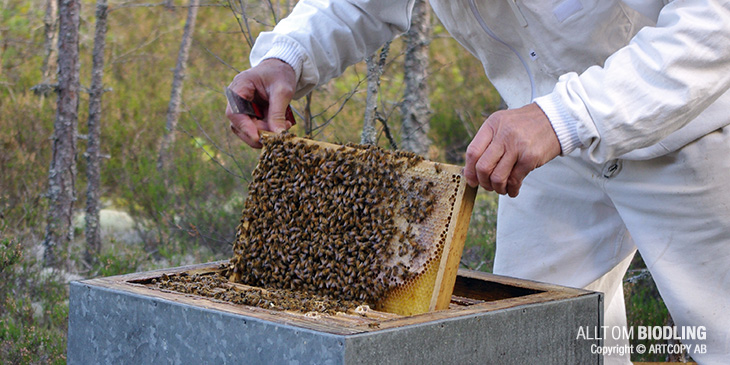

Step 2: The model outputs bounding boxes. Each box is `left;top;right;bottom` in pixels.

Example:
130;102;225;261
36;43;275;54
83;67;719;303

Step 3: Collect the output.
67;261;603;364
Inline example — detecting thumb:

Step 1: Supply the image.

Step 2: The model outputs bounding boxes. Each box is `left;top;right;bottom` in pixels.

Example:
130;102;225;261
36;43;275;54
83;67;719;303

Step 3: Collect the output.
267;85;294;134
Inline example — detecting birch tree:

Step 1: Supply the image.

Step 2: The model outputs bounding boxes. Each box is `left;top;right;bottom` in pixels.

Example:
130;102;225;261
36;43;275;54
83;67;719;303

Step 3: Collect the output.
43;0;81;267
84;0;110;263
158;0;200;171
400;0;431;156
361;42;390;145
41;0;59;83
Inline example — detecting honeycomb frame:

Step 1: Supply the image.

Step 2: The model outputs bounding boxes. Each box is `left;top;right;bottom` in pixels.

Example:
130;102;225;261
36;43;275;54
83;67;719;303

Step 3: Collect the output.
230;133;477;315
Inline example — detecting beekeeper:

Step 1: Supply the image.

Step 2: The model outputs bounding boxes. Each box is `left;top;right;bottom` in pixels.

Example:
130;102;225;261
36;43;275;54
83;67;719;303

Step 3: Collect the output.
226;1;730;363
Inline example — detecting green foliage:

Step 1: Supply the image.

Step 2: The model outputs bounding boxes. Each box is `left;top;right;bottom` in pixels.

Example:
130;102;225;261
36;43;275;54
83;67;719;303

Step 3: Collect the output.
94;247;146;278
624;254;683;362
0;237;68;364
0;315;67;365
0;238;23;276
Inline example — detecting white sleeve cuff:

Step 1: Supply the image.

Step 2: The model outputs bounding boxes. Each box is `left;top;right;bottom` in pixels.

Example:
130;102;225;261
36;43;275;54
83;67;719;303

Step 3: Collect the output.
534;92;583;155
255;41;306;84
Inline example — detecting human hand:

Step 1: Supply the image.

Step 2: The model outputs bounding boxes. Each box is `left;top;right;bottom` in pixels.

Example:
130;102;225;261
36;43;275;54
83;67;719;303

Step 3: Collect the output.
226;58;297;148
463;103;561;197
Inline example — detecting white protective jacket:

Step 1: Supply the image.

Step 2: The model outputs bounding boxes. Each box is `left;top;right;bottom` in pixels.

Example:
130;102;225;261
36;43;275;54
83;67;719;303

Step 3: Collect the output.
250;0;730;163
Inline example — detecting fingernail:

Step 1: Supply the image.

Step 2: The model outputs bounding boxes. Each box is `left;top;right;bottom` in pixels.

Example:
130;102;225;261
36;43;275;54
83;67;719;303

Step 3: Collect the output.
273;121;290;134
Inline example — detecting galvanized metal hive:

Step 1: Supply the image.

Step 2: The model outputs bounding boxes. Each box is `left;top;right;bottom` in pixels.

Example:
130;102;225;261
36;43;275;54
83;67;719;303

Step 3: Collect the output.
67;262;603;364
228;133;477;315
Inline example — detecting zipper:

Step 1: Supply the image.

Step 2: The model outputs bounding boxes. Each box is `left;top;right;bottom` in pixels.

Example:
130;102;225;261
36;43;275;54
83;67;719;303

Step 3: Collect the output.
468;0;536;101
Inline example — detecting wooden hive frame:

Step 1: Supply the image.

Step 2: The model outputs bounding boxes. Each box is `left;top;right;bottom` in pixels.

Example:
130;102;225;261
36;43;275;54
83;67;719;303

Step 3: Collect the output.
231;133;478;315
377;157;477;314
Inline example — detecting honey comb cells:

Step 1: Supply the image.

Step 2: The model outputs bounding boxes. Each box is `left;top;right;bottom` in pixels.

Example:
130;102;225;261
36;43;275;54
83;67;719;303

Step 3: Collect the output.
229;133;476;315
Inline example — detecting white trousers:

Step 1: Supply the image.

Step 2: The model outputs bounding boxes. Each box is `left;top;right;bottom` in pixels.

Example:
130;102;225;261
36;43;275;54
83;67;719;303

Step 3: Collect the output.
494;126;730;364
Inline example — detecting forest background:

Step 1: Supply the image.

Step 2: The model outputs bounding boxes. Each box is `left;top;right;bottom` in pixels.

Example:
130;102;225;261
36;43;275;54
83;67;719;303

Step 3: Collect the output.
1;0;679;362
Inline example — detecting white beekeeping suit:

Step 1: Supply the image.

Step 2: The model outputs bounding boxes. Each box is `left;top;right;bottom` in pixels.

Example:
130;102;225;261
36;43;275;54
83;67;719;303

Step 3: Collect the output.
239;1;730;363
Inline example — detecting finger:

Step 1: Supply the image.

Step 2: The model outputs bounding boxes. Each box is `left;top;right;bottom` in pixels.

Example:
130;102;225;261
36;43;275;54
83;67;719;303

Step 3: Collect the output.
226;102;248;139
464;122;495;187
266;84;295;133
474;142;504;191
506;176;523;198
228;108;267;148
240;116;268;149
506;158;535;197
230;116;261;148
489;149;518;195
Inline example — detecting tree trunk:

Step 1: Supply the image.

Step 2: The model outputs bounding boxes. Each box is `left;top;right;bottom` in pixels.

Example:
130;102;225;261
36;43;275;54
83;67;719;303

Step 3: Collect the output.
400;0;431;156
157;0;200;171
361;42;390;145
41;0;59;83
361;56;379;146
84;0;109;264
43;0;81;268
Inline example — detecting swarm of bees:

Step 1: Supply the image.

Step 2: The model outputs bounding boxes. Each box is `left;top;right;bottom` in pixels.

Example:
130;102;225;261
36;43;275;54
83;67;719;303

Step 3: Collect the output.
226;132;442;307
149;132;452;314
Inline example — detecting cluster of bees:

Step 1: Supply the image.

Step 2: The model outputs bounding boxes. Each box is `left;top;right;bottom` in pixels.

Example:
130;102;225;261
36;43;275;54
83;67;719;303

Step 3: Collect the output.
151;272;361;314
400;176;438;224
228;133;440;306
